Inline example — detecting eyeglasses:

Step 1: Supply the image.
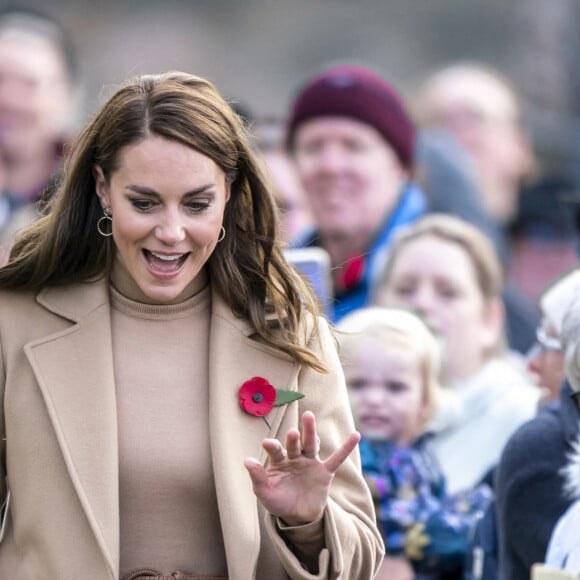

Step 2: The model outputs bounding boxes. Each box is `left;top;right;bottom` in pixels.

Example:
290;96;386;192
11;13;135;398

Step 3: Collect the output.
527;328;562;360
537;328;562;351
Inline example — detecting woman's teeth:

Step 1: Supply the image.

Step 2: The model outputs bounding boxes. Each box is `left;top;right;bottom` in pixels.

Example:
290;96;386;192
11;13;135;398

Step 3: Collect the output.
151;252;183;261
145;250;188;273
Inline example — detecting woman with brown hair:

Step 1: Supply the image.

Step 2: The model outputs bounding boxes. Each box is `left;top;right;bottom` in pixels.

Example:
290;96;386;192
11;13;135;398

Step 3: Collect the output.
0;71;383;579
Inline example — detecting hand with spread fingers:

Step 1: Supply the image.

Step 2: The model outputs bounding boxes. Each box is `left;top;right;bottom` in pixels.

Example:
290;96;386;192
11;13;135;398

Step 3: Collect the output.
244;411;361;526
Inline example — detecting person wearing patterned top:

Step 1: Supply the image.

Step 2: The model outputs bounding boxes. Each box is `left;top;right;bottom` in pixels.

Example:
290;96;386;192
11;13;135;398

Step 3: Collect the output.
337;306;492;579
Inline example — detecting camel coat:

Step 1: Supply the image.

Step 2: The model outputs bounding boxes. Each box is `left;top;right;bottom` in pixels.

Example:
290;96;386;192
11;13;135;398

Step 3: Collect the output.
0;278;383;579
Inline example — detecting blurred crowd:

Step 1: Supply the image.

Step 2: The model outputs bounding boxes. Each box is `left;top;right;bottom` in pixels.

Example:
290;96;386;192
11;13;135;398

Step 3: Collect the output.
251;54;580;580
1;6;580;580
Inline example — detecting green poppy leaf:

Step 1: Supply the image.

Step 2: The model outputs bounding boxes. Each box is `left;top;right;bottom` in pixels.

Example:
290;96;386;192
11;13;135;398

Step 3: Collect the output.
273;389;305;406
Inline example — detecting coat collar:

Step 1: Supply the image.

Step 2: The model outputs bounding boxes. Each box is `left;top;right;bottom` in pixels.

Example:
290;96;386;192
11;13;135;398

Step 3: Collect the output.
26;277;119;578
27;277;302;579
36;276;110;322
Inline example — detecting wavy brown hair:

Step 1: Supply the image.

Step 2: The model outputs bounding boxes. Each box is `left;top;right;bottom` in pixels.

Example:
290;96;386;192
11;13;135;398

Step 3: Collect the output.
0;71;325;371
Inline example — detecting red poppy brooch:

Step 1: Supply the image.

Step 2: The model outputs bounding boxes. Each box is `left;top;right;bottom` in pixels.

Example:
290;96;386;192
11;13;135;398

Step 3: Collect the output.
239;376;304;429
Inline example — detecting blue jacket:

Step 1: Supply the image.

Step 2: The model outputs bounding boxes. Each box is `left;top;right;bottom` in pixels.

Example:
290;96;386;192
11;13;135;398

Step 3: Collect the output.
360;436;493;578
291;182;426;322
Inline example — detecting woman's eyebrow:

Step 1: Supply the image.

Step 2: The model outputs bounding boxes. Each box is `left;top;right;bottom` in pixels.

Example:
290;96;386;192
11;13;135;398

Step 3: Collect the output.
124;183;215;197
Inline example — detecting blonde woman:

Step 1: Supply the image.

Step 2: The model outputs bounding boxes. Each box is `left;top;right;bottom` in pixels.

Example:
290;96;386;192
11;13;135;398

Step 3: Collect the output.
373;214;539;493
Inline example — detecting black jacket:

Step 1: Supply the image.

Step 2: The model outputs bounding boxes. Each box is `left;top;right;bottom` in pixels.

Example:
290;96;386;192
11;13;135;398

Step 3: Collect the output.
495;381;579;580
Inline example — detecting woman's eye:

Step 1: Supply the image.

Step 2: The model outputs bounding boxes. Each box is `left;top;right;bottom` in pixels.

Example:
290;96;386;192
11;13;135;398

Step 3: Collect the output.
438;286;458;299
130;199;155;211
394;285;415;297
186;200;211;213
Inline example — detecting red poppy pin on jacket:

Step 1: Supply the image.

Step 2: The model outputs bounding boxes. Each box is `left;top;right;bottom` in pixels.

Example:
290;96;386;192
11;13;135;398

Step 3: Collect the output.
239;376;304;429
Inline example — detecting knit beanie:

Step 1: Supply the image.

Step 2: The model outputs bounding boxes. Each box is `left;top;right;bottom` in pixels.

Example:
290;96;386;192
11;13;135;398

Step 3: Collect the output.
286;64;416;169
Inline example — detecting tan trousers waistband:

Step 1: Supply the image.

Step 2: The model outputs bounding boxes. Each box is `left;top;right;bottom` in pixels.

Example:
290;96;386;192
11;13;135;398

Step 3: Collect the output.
120;569;227;580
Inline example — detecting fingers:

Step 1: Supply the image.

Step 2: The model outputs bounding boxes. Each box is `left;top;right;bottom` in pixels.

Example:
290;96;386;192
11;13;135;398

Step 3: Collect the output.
300;411;320;458
324;431;361;473
262;438;288;463
251;414;360;475
244;457;268;489
284;429;302;460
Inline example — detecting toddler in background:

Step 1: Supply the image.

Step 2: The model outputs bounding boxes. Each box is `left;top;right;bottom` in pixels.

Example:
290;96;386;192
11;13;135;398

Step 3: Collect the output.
336;306;492;579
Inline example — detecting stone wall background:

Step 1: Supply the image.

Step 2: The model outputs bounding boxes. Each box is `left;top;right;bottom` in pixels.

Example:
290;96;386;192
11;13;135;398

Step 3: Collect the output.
18;0;580;178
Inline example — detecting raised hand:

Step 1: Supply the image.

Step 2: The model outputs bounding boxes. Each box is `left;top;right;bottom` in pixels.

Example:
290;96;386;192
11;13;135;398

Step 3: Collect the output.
244;411;360;526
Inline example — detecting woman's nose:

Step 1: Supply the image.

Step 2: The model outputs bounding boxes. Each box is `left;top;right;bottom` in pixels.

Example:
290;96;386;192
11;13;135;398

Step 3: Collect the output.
155;213;186;244
526;344;542;374
409;287;434;314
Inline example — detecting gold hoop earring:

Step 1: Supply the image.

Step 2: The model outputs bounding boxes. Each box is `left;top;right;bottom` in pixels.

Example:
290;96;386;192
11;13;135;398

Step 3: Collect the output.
217;226;226;243
97;208;113;237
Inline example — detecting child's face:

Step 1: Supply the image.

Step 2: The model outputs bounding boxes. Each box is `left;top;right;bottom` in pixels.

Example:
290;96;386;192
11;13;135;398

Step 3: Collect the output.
344;340;427;446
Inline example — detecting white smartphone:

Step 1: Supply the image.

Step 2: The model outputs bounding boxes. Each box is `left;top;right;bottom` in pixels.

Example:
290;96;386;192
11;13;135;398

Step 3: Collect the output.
284;247;334;319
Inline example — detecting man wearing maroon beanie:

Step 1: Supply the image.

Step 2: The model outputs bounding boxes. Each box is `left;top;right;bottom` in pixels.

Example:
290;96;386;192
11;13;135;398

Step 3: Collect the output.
286;63;426;322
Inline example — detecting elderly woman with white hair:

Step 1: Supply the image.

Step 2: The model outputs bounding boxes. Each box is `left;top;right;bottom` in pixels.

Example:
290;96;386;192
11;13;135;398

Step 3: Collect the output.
528;268;580;406
496;269;580;580
534;294;580;576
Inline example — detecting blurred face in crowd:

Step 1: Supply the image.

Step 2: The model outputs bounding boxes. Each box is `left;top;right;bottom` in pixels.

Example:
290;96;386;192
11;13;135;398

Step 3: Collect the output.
376;234;501;381
0;30;73;161
95;135;230;304
527;322;564;405
344;338;427;446
292;117;408;247
417;68;532;222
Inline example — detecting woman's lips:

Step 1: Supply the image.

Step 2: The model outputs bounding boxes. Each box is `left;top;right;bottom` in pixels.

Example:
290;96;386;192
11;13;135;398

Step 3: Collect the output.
143;249;190;277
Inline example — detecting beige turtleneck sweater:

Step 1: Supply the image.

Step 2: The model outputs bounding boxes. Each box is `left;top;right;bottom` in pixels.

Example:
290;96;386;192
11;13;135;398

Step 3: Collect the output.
109;261;227;576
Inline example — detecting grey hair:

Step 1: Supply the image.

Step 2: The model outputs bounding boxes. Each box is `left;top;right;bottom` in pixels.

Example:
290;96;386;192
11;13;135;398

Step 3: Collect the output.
561;296;580;393
558;298;580;500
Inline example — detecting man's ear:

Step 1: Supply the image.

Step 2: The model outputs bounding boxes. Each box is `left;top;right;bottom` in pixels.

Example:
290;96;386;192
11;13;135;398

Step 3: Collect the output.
93;165;110;209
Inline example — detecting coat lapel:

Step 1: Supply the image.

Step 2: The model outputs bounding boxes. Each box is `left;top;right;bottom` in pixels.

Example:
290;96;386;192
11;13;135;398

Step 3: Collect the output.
208;290;301;579
25;280;119;579
22;281;304;579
